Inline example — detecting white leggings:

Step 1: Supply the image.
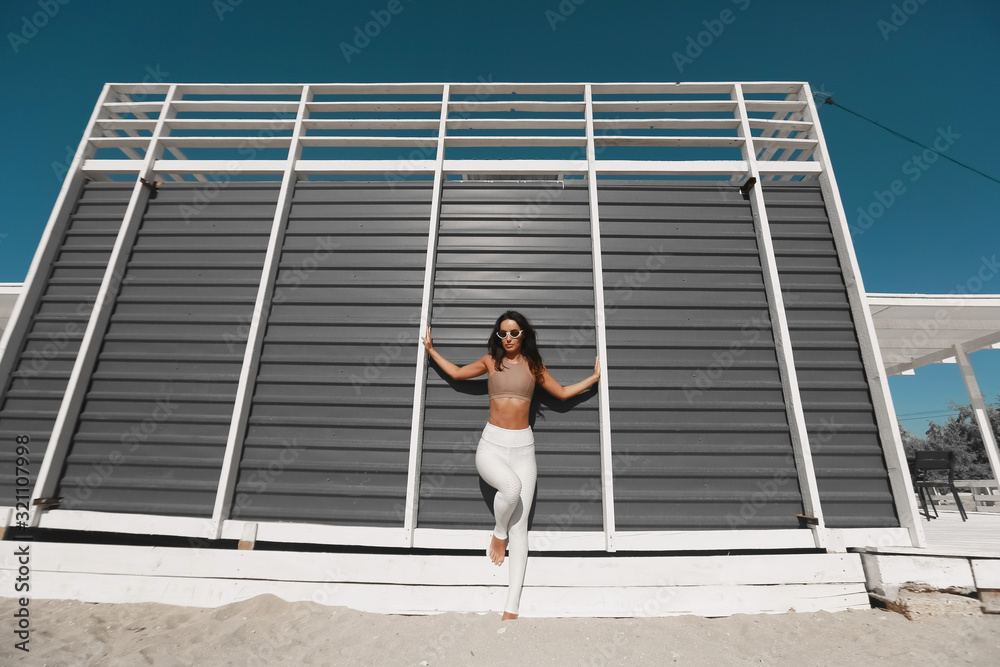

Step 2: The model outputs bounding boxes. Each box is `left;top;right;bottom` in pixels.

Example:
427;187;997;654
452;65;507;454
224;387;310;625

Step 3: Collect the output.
475;422;537;615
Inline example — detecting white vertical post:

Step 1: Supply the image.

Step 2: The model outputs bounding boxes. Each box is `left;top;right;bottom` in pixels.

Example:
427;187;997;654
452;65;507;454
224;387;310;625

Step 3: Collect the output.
210;85;313;538
798;83;926;548
585;85;616;552
0;85;116;396
954;343;1000;485
28;85;181;526
733;84;827;548
403;85;449;546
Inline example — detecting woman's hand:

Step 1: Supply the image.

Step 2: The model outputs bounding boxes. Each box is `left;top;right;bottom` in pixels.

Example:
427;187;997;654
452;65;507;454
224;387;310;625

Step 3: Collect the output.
593;356;601;380
421;326;434;352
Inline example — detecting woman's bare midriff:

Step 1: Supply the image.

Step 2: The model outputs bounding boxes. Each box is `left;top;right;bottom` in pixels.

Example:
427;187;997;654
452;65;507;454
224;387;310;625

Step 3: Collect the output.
488;397;531;430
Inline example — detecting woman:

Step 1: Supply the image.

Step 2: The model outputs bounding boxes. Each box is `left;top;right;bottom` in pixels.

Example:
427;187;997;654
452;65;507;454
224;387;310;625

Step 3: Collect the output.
421;310;600;620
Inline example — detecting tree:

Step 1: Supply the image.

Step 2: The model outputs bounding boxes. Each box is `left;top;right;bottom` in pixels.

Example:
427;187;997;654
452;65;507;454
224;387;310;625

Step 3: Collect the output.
903;396;1000;480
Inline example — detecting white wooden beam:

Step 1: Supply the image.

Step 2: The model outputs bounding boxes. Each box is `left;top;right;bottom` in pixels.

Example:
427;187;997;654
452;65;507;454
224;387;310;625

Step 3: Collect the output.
743;100;807;113
224;521;409;548
595;160;748;175
306;101;441;113
164;119;296;130
448;118;585;130
585;84;616;552
36;509;215;538
297;159;437;175
171;100;300;113
734;83;826;548
443;159;588;174
149;159;287;174
403;85;450;546
448;100;584;113
798;83;926;548
303;118;439;130
954;343;1000;489
595;136;746;147
593;101;737;113
209;86;313;539
29;85;181;527
446;136;586;147
593;118;740;130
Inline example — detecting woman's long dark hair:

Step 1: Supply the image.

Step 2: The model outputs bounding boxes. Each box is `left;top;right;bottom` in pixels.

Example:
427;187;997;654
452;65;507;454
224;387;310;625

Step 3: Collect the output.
487;310;544;382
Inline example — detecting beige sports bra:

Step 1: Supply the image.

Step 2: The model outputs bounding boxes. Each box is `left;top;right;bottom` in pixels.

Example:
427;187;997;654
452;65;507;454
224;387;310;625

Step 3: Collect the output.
488;358;536;402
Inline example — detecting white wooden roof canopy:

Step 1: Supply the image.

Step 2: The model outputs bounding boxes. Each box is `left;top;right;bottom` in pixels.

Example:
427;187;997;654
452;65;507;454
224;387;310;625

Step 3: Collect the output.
868;293;1000;488
868;294;1000;375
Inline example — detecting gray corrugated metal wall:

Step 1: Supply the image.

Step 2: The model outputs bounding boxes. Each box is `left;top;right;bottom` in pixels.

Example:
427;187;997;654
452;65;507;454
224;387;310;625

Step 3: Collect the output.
53;183;277;516
0;177;903;537
234;182;433;526
0;183;132;504
599;183;805;530
417;181;603;533
763;183;899;528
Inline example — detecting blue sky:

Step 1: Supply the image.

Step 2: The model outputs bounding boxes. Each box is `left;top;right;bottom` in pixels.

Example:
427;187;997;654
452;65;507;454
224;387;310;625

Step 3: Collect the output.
1;0;998;435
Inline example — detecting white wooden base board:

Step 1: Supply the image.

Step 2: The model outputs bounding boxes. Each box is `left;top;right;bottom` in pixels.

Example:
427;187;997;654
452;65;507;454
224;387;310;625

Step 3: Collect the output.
11;571;869;617
0;542;871;617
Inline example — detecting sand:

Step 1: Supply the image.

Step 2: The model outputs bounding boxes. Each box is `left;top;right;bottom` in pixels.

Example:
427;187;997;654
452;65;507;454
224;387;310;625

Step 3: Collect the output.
2;594;999;666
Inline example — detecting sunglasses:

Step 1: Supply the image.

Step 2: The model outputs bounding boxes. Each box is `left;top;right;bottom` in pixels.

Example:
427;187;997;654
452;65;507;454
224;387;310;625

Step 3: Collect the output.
496;329;523;339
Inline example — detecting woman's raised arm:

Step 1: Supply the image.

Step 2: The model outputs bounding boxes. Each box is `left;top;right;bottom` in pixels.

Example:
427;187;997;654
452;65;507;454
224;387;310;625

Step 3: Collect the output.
538;356;601;400
421;326;488;380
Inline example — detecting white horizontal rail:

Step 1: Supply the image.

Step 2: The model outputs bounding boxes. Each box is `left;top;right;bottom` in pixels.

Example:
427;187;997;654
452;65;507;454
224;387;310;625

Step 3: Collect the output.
95;119;156;130
307;101;442;112
744;100;808;112
448;118;586;130
448;101;585;112
748;118;813;132
446;136;585;147
595;159;748;174
593;101;737;112
303;119;440;130
171;100;300;112
593;118;741;129
165;119;296;130
299;136;438;147
594;136;745;147
78;158;828;177
102;101;163;114
105;81;808;96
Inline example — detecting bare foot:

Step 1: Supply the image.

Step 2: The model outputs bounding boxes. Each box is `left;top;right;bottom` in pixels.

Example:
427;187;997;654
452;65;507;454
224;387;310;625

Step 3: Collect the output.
488;534;507;565
501;612;518;621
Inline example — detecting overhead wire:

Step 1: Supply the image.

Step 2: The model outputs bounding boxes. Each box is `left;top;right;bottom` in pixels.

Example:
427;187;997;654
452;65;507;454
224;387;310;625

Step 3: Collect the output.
812;92;1000;187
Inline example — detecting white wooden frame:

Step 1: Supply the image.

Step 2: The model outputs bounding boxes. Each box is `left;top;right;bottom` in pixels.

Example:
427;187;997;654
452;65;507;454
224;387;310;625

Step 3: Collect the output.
733;84;826;548
1;81;921;552
403;84;450;546
584;84;617;551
